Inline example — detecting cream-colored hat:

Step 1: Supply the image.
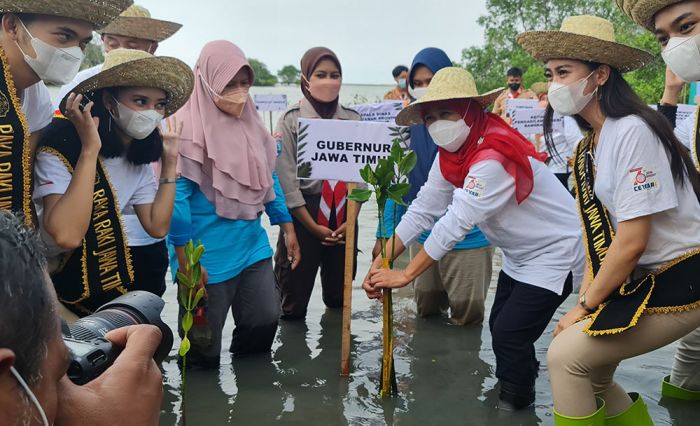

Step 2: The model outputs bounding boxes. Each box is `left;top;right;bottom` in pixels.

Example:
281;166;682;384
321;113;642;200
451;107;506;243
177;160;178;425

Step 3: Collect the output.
60;49;194;117
616;0;684;31
517;15;655;72
0;0;132;29
530;82;549;96
98;4;181;42
395;67;503;126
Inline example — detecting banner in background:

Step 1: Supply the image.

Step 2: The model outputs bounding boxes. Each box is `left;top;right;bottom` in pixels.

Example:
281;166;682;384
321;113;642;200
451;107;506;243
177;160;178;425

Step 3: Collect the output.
296;118;398;182
350;101;403;123
255;94;288;112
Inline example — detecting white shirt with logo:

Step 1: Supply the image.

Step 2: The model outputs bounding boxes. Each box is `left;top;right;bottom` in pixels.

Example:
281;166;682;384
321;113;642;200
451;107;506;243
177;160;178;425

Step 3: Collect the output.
595;115;700;269
394;154;585;295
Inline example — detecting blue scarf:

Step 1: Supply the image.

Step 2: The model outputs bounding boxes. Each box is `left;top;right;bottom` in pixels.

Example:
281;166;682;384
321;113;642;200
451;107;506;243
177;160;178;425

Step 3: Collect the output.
405;48;452;203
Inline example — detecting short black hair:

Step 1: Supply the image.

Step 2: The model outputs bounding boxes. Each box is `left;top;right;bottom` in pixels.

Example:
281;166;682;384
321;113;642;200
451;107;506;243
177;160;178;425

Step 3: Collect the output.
392;65;408;78
0;212;55;386
507;67;523;78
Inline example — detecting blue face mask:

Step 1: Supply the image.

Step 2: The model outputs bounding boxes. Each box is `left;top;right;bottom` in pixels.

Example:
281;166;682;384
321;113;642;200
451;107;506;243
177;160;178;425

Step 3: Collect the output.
398;78;407;89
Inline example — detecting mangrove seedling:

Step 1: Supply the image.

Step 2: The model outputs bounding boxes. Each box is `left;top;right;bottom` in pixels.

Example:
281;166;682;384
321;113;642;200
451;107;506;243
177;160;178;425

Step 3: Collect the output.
348;138;416;398
176;240;206;425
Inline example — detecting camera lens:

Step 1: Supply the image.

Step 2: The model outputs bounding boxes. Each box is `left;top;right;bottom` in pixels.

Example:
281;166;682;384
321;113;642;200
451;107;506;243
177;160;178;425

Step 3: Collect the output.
67;291;173;362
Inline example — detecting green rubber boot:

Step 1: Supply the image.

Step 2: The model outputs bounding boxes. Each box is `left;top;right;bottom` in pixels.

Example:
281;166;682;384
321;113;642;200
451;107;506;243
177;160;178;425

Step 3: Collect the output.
661;375;700;401
553;398;605;426
604;393;653;426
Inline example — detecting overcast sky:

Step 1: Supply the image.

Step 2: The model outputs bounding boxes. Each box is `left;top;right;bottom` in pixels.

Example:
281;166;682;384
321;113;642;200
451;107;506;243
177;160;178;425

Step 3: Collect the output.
136;0;487;85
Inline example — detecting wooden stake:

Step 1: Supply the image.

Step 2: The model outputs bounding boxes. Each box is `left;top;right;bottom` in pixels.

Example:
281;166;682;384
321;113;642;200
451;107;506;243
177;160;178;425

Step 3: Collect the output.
340;182;358;377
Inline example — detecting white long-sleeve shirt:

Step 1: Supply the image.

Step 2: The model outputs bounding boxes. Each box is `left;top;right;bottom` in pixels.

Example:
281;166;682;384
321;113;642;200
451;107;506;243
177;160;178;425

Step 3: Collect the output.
395;154;585;295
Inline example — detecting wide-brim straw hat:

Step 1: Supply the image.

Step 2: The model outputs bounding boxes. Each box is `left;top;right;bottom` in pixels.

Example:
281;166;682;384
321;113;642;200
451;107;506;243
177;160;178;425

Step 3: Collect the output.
395;67;504;126
60;48;194;117
98;4;181;42
616;0;683;31
517;15;655;73
0;0;133;30
530;82;549;96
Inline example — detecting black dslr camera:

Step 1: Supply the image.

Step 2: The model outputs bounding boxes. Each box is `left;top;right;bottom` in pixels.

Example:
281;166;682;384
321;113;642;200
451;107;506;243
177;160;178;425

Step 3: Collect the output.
62;291;174;385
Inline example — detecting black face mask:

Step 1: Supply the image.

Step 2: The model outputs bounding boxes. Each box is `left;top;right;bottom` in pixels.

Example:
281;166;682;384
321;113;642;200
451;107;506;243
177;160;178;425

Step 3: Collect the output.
509;83;521;92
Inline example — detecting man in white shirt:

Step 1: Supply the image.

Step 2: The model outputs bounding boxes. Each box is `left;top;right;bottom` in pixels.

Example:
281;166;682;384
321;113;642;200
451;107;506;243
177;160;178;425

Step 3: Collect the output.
55;3;181;296
55;4;181;108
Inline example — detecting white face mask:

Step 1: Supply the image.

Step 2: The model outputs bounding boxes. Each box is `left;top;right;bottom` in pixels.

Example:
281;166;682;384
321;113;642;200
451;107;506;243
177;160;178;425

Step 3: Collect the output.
409;86;428;100
661;35;700;82
15;19;83;85
428;117;471;152
110;98;164;140
547;71;597;116
10;366;50;426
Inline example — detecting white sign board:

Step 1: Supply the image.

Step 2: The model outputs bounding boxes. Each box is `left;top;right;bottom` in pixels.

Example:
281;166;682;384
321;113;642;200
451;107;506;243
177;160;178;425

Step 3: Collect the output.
505;98;539;119
296;118;396;182
511;107;564;134
351;101;403;122
648;103;696;123
677;104;696;123
254;94;288;112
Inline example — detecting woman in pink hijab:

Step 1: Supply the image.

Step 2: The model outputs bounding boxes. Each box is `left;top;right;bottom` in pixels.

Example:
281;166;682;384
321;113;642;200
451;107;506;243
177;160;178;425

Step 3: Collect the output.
170;40;300;365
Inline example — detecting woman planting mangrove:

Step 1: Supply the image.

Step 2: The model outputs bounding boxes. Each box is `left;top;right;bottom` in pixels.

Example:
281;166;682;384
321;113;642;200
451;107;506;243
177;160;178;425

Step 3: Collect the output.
362;66;585;411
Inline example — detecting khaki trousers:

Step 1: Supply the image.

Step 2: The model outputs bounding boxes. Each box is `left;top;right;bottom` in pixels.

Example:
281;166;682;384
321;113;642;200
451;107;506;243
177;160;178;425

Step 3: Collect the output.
410;244;494;325
671;326;700;390
548;308;700;417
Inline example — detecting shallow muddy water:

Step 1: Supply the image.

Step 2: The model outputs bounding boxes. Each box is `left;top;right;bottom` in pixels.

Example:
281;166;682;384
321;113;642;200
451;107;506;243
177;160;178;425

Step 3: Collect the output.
156;201;698;425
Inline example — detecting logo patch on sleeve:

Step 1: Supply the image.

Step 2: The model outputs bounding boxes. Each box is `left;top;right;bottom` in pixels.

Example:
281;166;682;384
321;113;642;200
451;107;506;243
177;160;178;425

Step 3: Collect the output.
629;167;658;192
464;176;486;198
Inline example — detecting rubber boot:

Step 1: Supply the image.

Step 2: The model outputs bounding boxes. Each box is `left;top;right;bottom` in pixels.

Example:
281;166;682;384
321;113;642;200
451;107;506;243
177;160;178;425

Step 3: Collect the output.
497;380;535;410
553;397;605;426
661;375;700;401
604;392;653;426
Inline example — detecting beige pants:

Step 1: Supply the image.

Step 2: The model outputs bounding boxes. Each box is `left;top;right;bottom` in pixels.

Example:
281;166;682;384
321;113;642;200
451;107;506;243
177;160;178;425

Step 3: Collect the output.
410;244;494;325
548;308;700;417
672;326;700;390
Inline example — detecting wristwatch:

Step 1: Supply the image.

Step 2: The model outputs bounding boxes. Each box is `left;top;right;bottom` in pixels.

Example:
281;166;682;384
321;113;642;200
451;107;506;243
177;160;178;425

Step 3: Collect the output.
578;292;596;313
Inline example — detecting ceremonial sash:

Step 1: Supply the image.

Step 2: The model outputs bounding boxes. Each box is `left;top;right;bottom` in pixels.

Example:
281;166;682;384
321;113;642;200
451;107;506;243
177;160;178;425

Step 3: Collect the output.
573;133;700;336
39;118;134;316
0;46;31;222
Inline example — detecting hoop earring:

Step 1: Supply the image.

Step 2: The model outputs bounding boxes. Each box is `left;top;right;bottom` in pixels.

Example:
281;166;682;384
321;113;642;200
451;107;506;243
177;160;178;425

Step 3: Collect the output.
597;86;602;101
108;115;112;132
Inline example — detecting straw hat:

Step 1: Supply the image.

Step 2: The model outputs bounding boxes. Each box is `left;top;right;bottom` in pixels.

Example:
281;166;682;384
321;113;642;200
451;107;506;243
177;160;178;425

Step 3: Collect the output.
0;0;132;30
395;67;504;126
616;0;683;31
60;49;194;117
530;82;549;96
517;15;655;72
98;4;182;42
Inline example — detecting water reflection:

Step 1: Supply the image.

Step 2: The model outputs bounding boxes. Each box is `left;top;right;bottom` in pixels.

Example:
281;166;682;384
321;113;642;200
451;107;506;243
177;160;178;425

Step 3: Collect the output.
275;311;347;424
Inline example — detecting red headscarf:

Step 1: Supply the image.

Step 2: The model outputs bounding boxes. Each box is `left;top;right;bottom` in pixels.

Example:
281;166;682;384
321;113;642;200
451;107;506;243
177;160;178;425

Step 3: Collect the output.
435;100;547;204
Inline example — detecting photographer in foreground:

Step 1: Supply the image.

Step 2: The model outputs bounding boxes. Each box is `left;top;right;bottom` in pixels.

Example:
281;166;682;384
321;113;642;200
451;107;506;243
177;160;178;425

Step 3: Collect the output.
0;212;163;426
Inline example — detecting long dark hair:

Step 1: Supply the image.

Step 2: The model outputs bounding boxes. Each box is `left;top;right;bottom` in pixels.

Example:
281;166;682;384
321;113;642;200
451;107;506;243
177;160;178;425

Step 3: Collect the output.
543;62;700;202
91;88;163;165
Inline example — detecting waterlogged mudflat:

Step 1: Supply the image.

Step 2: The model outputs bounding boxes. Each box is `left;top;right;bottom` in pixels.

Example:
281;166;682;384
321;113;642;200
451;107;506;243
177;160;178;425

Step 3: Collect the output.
157;199;697;426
